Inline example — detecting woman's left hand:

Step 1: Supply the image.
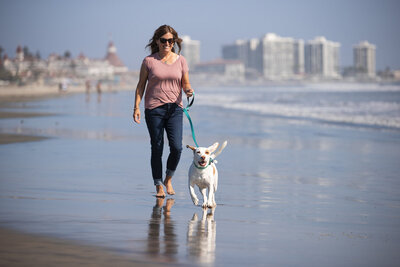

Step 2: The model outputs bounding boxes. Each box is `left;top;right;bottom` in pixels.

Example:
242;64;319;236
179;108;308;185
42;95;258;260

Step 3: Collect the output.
185;88;194;97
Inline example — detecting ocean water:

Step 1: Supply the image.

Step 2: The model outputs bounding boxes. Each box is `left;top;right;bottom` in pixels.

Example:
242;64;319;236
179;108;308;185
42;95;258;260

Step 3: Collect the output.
196;83;400;129
0;83;400;266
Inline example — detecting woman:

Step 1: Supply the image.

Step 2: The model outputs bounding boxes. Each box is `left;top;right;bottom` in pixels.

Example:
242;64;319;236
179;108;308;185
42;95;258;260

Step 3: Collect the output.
133;25;194;198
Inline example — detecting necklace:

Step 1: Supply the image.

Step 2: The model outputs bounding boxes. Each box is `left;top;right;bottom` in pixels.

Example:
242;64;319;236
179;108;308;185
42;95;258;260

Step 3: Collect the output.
159;52;172;64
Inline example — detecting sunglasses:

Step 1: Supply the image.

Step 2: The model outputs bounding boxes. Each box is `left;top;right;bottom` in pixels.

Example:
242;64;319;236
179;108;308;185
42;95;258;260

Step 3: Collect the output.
160;38;174;44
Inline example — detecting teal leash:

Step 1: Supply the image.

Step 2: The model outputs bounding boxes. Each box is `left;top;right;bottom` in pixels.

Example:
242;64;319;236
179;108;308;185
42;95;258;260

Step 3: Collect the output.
183;94;215;169
183;92;199;148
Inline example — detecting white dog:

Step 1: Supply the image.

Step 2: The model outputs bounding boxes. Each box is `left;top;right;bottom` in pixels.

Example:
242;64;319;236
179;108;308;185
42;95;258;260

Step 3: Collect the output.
187;141;227;208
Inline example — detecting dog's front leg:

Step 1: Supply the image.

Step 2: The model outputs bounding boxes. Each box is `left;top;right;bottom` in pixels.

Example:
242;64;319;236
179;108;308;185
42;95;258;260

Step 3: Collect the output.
189;183;199;206
207;184;216;208
201;187;208;209
187;213;198;237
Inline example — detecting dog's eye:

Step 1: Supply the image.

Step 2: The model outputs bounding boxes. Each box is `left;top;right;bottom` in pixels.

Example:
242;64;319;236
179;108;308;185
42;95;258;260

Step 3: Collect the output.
196;151;201;154
205;151;210;155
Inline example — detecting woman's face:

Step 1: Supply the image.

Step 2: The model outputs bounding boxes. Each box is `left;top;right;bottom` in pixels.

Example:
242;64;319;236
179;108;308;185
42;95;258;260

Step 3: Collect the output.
156;32;174;54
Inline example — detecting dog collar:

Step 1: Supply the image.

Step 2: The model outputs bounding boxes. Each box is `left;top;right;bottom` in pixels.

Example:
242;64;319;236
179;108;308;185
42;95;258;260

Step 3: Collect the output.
193;159;212;170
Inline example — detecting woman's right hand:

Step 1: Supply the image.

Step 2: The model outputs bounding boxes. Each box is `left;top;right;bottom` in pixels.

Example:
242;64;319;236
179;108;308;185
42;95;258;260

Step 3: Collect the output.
133;108;141;124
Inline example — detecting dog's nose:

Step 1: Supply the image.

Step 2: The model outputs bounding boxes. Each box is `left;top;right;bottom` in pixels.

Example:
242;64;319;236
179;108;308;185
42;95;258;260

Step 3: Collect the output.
201;156;205;160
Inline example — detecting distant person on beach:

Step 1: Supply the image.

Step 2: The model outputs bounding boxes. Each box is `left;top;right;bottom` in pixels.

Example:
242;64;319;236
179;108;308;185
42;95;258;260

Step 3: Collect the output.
85;80;91;94
133;25;194;198
96;81;102;94
59;78;69;93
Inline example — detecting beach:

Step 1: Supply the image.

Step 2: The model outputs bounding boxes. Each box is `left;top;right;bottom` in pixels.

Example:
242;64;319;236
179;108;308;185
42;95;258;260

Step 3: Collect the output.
0;227;163;266
0;84;400;266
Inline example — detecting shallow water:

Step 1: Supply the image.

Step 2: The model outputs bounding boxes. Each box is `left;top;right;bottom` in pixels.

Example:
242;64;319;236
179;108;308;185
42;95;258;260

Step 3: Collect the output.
1;85;400;266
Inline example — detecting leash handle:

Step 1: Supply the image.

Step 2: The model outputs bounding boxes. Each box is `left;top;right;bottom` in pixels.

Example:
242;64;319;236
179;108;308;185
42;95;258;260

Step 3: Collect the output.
183;91;199;147
185;91;195;110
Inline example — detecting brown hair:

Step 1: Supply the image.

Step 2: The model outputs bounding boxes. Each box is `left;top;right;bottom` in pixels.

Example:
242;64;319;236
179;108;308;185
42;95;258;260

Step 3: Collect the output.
146;25;182;55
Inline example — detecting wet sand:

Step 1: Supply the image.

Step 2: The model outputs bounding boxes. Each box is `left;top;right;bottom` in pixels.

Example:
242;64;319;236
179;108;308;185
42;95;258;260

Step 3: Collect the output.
0;109;53;144
0;88;399;266
0;97;170;266
0;227;162;267
0;133;49;145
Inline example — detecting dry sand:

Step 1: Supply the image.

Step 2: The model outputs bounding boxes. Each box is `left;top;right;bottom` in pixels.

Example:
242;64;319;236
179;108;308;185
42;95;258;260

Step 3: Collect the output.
0;84;133;99
0;84;84;98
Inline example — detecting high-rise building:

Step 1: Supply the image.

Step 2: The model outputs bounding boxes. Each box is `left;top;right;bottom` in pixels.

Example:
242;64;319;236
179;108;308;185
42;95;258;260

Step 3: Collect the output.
260;33;304;79
222;40;247;62
246;38;262;73
222;39;261;73
353;41;376;77
305;36;340;78
222;33;304;79
294;39;305;75
180;35;200;70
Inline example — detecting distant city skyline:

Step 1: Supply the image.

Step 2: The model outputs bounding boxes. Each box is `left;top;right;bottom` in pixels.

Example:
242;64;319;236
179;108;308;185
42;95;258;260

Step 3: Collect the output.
1;0;399;71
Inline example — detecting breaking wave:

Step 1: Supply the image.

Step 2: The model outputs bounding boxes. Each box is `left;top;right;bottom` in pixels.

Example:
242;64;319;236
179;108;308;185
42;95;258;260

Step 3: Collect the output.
195;83;400;129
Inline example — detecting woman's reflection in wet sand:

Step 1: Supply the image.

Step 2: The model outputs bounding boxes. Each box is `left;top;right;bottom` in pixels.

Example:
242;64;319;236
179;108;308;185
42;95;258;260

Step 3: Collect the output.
147;198;178;262
187;208;216;264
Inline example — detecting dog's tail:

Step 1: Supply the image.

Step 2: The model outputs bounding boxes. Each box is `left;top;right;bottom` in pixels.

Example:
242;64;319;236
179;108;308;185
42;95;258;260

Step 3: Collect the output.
211;140;227;162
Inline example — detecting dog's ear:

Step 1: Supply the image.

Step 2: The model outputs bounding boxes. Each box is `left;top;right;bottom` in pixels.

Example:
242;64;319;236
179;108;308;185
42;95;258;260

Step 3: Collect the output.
186;145;196;151
208;142;219;153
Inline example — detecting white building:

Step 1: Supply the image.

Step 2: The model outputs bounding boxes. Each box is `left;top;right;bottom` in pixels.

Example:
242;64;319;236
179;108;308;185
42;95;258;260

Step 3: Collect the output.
194;59;245;80
305;36;340;79
260;33;305;79
222;39;263;74
222;33;304;80
180;35;200;70
294;39;305;75
74;53;114;78
353;41;376;77
2;46;47;78
222;39;247;64
1;42;128;83
246;38;262;73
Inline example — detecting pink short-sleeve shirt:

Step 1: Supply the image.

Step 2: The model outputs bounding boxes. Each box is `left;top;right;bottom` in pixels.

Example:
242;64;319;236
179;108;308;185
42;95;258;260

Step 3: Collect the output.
143;53;189;110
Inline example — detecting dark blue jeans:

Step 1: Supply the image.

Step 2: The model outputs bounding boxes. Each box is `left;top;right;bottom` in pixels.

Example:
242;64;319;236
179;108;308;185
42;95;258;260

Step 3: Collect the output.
145;103;183;186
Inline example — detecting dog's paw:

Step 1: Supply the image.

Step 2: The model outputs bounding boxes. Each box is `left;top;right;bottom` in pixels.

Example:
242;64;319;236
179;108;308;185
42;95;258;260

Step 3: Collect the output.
191;213;198;221
193;198;199;206
202;202;208;209
207;202;216;208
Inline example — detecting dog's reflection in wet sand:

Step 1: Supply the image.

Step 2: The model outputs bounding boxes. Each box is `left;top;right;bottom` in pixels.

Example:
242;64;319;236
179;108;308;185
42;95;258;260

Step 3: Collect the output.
187;207;216;264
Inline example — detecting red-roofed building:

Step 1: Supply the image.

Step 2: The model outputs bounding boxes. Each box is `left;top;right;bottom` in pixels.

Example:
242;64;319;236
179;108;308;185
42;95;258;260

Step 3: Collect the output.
16;45;24;61
105;42;128;74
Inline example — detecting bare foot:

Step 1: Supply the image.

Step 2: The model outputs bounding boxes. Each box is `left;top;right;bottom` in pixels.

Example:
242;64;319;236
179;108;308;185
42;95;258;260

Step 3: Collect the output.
164;199;175;213
156;185;166;198
163;176;175;195
155;197;165;207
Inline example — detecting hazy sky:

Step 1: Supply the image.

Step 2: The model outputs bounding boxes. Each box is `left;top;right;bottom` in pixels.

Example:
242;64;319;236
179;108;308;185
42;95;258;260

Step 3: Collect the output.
1;0;399;70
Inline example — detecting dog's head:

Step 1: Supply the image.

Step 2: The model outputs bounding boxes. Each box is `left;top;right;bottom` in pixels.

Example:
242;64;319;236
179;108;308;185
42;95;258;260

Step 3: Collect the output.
187;142;219;168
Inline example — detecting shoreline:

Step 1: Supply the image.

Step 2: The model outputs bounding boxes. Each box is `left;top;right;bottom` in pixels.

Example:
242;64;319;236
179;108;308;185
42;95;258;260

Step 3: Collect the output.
0;133;50;145
0;227;162;267
0;109;56;145
1;79;399;101
0;84;134;146
0;84;134;101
